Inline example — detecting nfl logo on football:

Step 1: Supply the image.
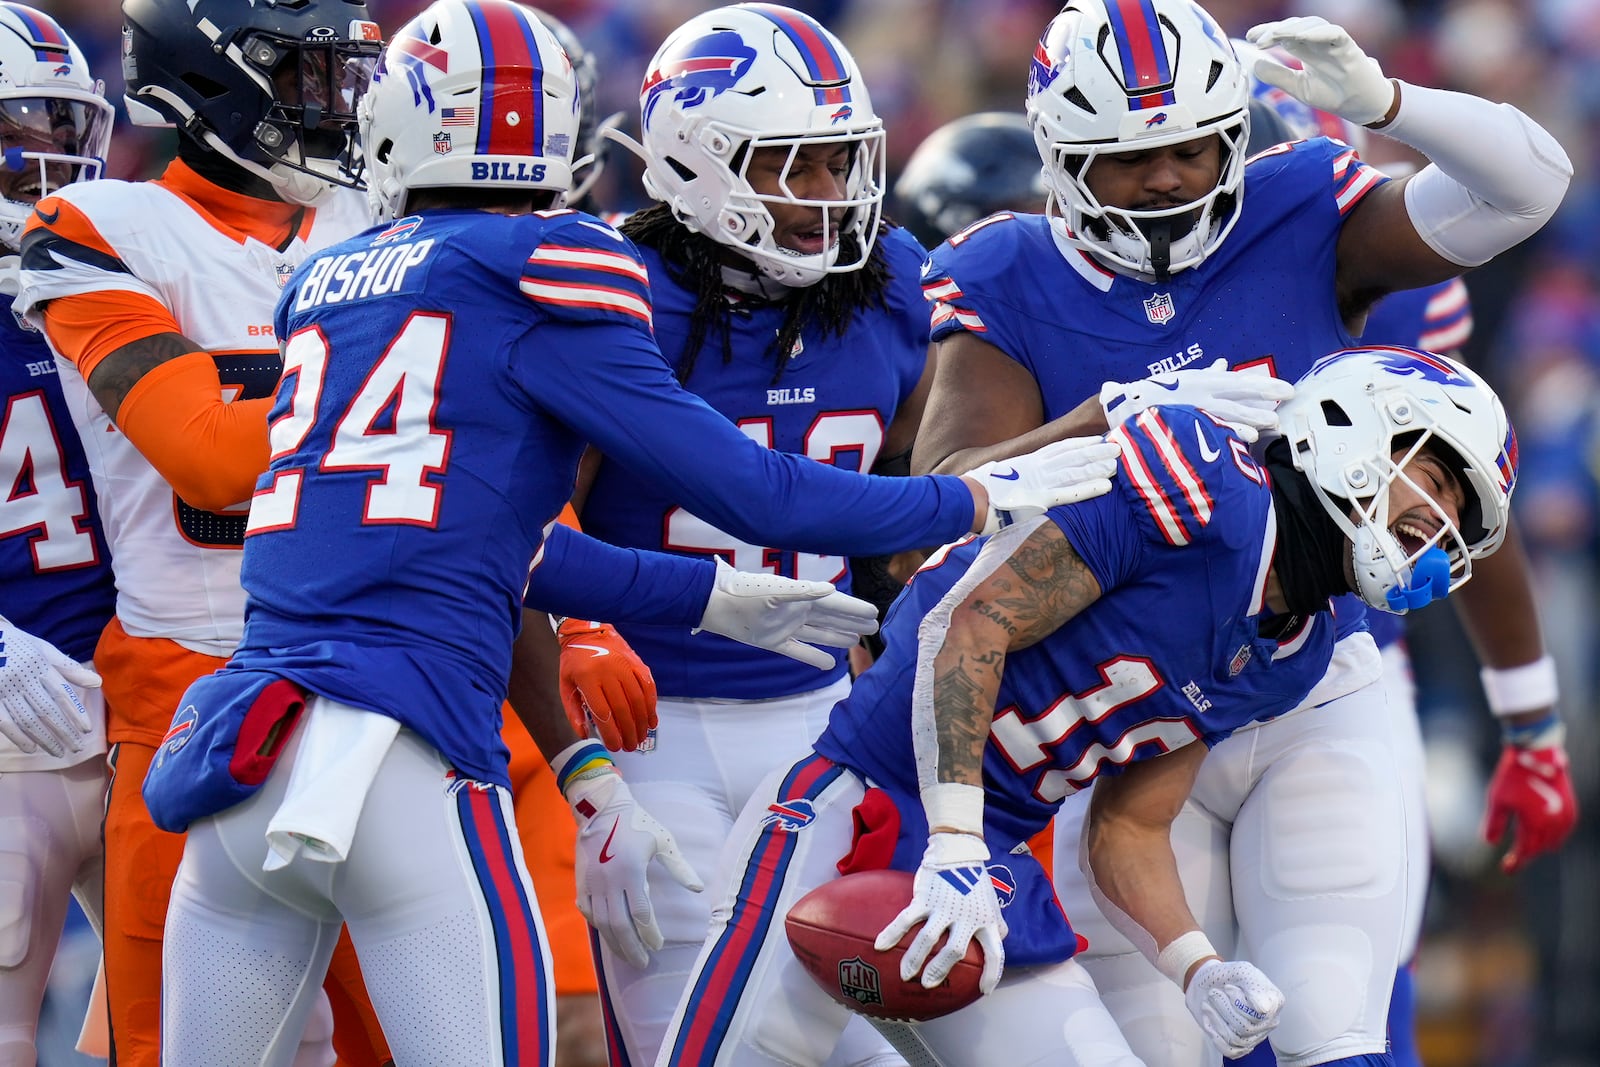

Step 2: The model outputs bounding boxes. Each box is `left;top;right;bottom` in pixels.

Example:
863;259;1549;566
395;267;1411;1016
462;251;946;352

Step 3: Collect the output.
433;132;452;155
1143;291;1176;325
837;956;883;1007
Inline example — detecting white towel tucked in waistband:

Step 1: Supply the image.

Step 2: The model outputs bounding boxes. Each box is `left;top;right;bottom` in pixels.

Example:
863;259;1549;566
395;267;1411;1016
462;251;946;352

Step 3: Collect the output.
263;696;400;872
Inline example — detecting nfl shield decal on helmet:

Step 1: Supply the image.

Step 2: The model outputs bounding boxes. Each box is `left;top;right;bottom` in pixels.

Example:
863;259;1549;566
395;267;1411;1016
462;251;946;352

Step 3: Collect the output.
1144;291;1176;324
432;131;452;154
838;956;884;1007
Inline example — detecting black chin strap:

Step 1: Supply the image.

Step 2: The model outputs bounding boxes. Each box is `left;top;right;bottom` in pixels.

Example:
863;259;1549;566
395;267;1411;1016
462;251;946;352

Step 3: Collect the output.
1262;440;1353;616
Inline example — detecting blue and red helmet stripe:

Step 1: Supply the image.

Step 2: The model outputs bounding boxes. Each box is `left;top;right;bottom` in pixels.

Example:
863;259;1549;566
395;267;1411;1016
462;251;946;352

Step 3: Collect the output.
745;3;851;106
468;0;545;158
1;2;70;62
1105;0;1177;109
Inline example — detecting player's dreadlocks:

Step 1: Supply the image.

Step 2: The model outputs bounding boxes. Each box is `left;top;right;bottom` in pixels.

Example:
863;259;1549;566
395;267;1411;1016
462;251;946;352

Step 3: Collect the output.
620;204;892;385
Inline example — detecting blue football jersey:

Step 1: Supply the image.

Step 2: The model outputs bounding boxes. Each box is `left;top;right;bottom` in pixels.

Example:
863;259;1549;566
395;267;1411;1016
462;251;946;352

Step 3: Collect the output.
0;306;113;660
925;137;1389;641
816;405;1334;856
580;226;932;697
233;209;974;785
1357;277;1474;649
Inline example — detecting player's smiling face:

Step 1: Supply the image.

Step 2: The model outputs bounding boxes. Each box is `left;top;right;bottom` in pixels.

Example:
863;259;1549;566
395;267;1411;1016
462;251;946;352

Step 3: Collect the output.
746;141;851;256
1082;133;1222;212
1379;442;1467;555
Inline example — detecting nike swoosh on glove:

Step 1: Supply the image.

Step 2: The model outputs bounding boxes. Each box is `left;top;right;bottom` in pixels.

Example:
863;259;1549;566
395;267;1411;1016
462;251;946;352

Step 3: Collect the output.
0;613;101;758
1100;358;1295;443
965;436;1122;536
1483;742;1578;873
1184;959;1284;1059
557;618;658;752
1247;16;1396;126
875;831;1007;994
693;557;879;669
564;767;702;968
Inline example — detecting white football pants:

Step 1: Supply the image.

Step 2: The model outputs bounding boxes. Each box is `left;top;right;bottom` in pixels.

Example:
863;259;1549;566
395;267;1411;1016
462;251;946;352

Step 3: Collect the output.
1054;633;1417;1067
161;706;556;1067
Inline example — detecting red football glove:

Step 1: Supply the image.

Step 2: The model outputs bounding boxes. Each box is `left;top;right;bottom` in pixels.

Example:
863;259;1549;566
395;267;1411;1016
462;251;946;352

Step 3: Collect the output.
1482;742;1578;874
557;618;657;752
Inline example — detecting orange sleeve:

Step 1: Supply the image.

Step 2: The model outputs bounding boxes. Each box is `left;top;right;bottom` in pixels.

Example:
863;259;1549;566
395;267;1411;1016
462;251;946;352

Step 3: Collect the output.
36;289;181;380
556;503;581;530
115;351;272;512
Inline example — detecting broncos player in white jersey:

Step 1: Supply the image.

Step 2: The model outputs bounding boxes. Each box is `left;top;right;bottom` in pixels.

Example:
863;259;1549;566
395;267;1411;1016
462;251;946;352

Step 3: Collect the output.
658;347;1518;1067
910;2;1573;1065
137;4;1118;1064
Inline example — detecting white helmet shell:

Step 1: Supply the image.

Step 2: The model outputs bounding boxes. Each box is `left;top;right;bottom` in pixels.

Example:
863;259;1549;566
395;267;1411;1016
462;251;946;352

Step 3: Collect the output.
633;3;886;287
1275;346;1517;613
1026;0;1250;279
361;0;579;223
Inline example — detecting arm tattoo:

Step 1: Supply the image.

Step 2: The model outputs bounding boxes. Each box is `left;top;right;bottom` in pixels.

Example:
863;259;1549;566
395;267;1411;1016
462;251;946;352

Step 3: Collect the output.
88;331;204;423
979;525;1101;651
934;652;998;786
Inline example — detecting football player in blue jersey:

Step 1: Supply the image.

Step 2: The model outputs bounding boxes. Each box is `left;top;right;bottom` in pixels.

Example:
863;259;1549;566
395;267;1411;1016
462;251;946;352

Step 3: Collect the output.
558;7;967;1064
1231;50;1476;1067
909;3;1575;1065
657;347;1518;1067
0;9;115;1060
139;3;1119;1064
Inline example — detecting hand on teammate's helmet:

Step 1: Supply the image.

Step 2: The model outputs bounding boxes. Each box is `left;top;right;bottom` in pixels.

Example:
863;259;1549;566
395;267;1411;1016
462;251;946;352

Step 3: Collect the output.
876;831;1007;994
694;557;879;669
1483;734;1578;873
1101;358;1294;444
965;436;1122;536
1184;958;1285;1059
0;613;100;757
557;618;657;752
564;767;702;968
1247;16;1396;127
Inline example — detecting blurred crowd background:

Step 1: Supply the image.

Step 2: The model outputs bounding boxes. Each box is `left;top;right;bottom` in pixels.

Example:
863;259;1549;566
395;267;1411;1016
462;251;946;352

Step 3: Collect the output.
25;1;1600;1064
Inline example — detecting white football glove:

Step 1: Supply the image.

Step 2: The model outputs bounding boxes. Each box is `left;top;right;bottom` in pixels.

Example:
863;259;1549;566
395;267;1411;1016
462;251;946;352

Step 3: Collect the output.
965;436;1121;536
1184;958;1285;1059
564;766;703;969
0;613;100;757
1247;16;1396;127
1099;358;1294;443
694;557;879;669
874;832;1007;995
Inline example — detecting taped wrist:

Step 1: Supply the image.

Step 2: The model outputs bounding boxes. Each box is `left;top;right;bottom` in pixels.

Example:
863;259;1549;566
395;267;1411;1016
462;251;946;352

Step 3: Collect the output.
551;739;618;812
921;782;985;837
1480;654;1559;717
1157;930;1219;989
1385;81;1572;267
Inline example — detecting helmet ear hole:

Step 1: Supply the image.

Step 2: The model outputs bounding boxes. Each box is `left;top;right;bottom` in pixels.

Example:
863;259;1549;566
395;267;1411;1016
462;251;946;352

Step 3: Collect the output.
665;156;697;182
1320;400;1354;426
374;138;393;165
182;72;230;100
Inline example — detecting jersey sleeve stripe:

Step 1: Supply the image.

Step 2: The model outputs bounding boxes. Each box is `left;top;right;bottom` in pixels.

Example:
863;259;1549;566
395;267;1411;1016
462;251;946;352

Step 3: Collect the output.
1334;160;1386;216
20;197;128;274
1270;615;1318;660
1250;497;1276;613
921;279;963;301
1135;409;1214;526
928;300;986;333
526;245;649;283
1108;423;1191;546
1419;316;1472;354
518;278;653;325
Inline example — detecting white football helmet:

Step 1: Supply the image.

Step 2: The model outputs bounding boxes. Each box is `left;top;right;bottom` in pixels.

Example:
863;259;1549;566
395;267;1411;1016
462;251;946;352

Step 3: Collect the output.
1026;0;1250;280
1275;347;1517;613
360;0;579;223
616;3;886;287
0;5;112;249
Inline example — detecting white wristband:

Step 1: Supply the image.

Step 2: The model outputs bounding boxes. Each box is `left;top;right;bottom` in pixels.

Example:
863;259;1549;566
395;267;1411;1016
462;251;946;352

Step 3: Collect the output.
1480;655;1559;718
1156;930;1218;989
920;782;985;837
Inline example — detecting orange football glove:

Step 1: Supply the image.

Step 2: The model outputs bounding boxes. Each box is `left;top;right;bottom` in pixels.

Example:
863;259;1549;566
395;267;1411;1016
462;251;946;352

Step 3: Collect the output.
556;618;658;752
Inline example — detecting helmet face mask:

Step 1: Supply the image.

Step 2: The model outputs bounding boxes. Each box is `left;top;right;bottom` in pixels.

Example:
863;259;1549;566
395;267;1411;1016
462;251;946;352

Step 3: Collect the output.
0;5;112;249
1273;347;1518;613
1025;0;1250;280
630;4;886;288
121;0;383;205
360;0;580;223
